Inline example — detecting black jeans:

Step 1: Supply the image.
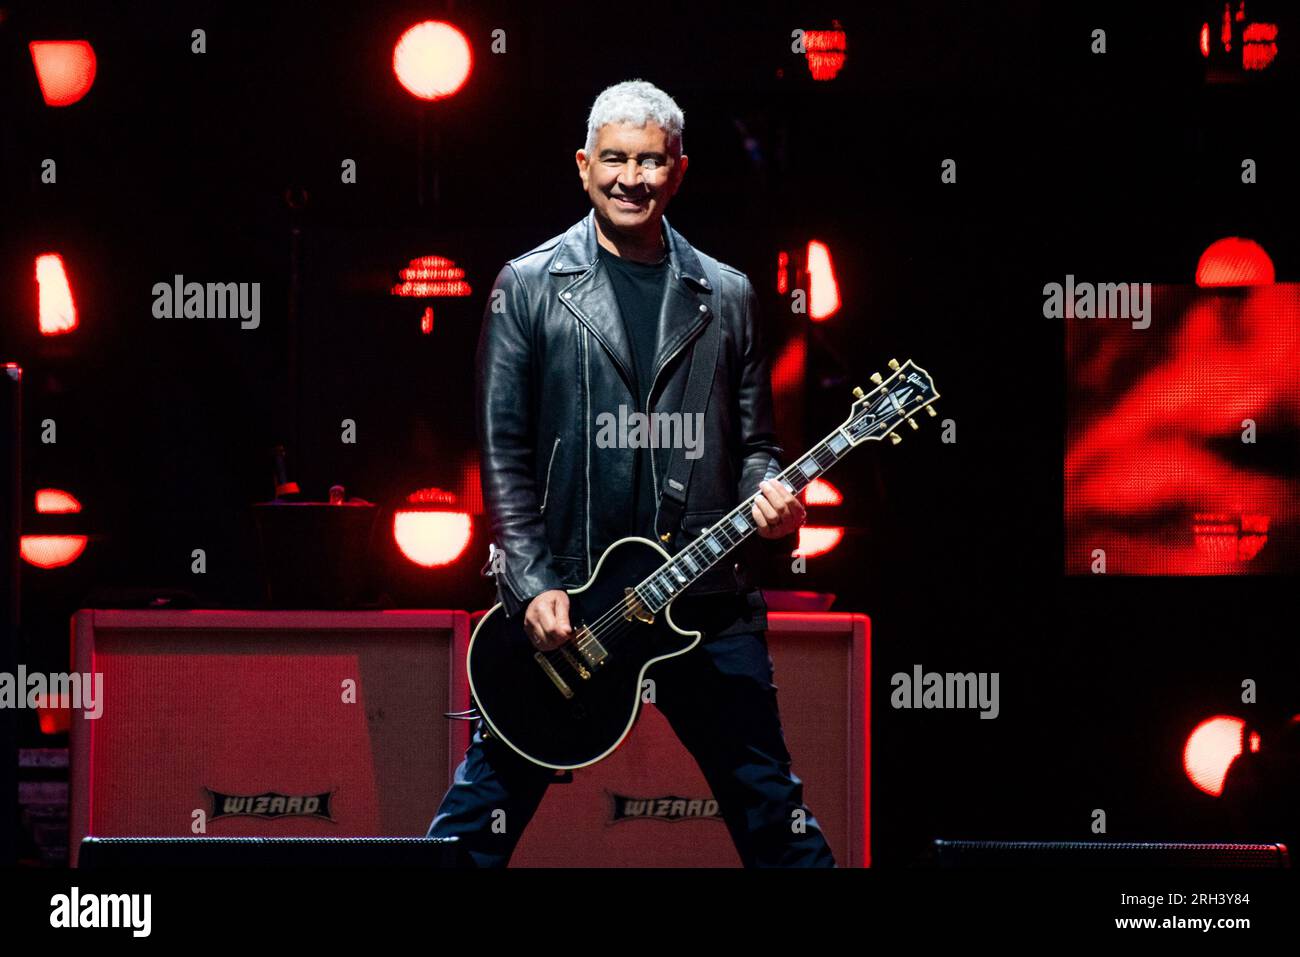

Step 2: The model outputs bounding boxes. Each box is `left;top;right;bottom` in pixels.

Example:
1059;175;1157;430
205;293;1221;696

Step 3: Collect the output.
426;629;837;867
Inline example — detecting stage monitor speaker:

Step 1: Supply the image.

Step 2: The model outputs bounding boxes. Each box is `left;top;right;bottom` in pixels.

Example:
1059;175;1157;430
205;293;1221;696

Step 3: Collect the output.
454;611;870;867
933;839;1291;868
69;610;469;866
78;835;465;866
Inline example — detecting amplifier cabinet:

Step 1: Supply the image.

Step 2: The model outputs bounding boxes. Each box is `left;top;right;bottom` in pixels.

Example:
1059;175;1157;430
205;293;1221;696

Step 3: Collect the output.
455;611;870;867
69;610;469;865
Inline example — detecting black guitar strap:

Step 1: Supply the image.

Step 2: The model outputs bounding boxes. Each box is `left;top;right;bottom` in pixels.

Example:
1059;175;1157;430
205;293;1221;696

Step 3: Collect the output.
654;256;723;546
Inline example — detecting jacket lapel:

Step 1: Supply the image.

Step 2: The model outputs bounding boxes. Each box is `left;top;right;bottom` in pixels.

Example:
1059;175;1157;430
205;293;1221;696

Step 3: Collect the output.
650;215;714;400
551;211;636;394
551;210;715;404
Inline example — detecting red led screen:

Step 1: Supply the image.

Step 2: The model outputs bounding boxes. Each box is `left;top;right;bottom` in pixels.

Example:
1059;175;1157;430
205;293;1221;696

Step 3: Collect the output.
1065;284;1300;574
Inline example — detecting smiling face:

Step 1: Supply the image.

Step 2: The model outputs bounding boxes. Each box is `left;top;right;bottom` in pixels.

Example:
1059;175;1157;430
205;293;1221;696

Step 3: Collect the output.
576;120;688;251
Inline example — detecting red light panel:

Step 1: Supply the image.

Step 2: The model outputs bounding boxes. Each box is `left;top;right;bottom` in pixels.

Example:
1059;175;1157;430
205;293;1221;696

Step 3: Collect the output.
806;240;841;321
21;536;88;569
802;24;847;81
796;527;844;559
770;336;807;406
802;478;843;506
36;488;82;513
1065;280;1300;574
1195;237;1275;288
392;255;472;298
1184;715;1251;797
29;40;97;107
393;21;472;101
36;254;78;335
393;487;472;567
1242;22;1278;71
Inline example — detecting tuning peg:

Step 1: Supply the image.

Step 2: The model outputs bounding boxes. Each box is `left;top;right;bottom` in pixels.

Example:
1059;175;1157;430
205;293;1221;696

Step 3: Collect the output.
887;358;900;370
869;372;883;385
852;386;864;399
925;406;937;417
908;418;919;430
889;432;902;445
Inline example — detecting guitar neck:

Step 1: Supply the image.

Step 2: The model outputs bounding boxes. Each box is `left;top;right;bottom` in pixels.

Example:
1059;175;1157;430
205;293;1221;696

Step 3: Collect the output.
629;357;939;613
633;424;854;613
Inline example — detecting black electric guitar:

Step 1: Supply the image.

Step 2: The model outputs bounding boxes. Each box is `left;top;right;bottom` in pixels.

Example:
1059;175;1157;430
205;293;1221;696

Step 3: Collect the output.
467;359;939;769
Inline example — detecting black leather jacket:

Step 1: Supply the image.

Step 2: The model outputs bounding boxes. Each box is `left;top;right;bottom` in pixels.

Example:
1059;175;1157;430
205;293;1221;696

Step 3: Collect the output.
477;209;788;617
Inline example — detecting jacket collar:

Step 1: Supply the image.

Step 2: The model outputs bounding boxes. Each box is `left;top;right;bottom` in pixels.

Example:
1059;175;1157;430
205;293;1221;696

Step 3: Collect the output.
551;209;715;404
549;208;711;290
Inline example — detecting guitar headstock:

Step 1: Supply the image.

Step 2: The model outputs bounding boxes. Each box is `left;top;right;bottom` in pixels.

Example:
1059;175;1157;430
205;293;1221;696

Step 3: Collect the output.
841;359;940;446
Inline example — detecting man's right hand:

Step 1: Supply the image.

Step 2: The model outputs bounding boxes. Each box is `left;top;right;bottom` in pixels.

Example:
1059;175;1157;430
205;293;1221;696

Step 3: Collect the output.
524;589;574;651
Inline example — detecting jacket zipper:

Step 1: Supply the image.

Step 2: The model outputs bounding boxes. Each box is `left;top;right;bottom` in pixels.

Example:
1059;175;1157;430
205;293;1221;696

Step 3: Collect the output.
540;435;561;514
561;269;710;556
583;327;592;571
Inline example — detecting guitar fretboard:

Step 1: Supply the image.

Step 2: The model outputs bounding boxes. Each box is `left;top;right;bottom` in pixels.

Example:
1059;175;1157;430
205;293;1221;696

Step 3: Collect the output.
633;425;854;613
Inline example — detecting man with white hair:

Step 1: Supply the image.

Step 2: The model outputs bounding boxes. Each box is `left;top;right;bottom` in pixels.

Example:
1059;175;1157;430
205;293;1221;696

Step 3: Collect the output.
427;79;836;867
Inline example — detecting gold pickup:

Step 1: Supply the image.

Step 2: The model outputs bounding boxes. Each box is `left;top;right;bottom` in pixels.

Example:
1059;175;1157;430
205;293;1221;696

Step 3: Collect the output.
574;623;609;668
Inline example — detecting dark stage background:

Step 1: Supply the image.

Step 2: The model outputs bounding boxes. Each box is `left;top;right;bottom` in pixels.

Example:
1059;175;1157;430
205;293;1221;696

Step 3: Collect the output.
3;0;1299;867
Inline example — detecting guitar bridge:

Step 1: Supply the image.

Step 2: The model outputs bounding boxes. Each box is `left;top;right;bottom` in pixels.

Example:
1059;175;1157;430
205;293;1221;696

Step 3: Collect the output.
558;644;591;679
533;651;575;699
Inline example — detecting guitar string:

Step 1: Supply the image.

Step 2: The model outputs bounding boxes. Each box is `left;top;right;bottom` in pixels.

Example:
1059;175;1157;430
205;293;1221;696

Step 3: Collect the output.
531;397;923;677
548;485;779;656
533;434;858;677
563;430;849;648
536;468;815;678
532;498;765;681
534;535;729;679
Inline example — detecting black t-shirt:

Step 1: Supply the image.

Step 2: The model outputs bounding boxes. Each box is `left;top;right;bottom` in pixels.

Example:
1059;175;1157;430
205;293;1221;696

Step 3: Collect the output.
597;243;766;640
599;244;667;540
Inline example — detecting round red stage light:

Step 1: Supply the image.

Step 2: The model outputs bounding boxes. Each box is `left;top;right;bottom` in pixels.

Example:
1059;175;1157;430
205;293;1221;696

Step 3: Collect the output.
393;21;472;101
1195;236;1275;287
29;40;97;107
1184;715;1258;797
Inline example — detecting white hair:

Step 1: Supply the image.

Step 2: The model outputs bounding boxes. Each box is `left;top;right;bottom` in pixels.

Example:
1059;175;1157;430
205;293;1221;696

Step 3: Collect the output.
584;79;684;158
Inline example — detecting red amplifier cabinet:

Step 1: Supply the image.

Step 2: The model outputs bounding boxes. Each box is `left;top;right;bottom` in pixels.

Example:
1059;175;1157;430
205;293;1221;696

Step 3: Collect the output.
456;611;870;867
69;610;469;865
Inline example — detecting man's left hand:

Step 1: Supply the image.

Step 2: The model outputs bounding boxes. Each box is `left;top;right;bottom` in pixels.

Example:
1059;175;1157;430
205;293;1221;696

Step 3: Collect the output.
751;478;806;539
